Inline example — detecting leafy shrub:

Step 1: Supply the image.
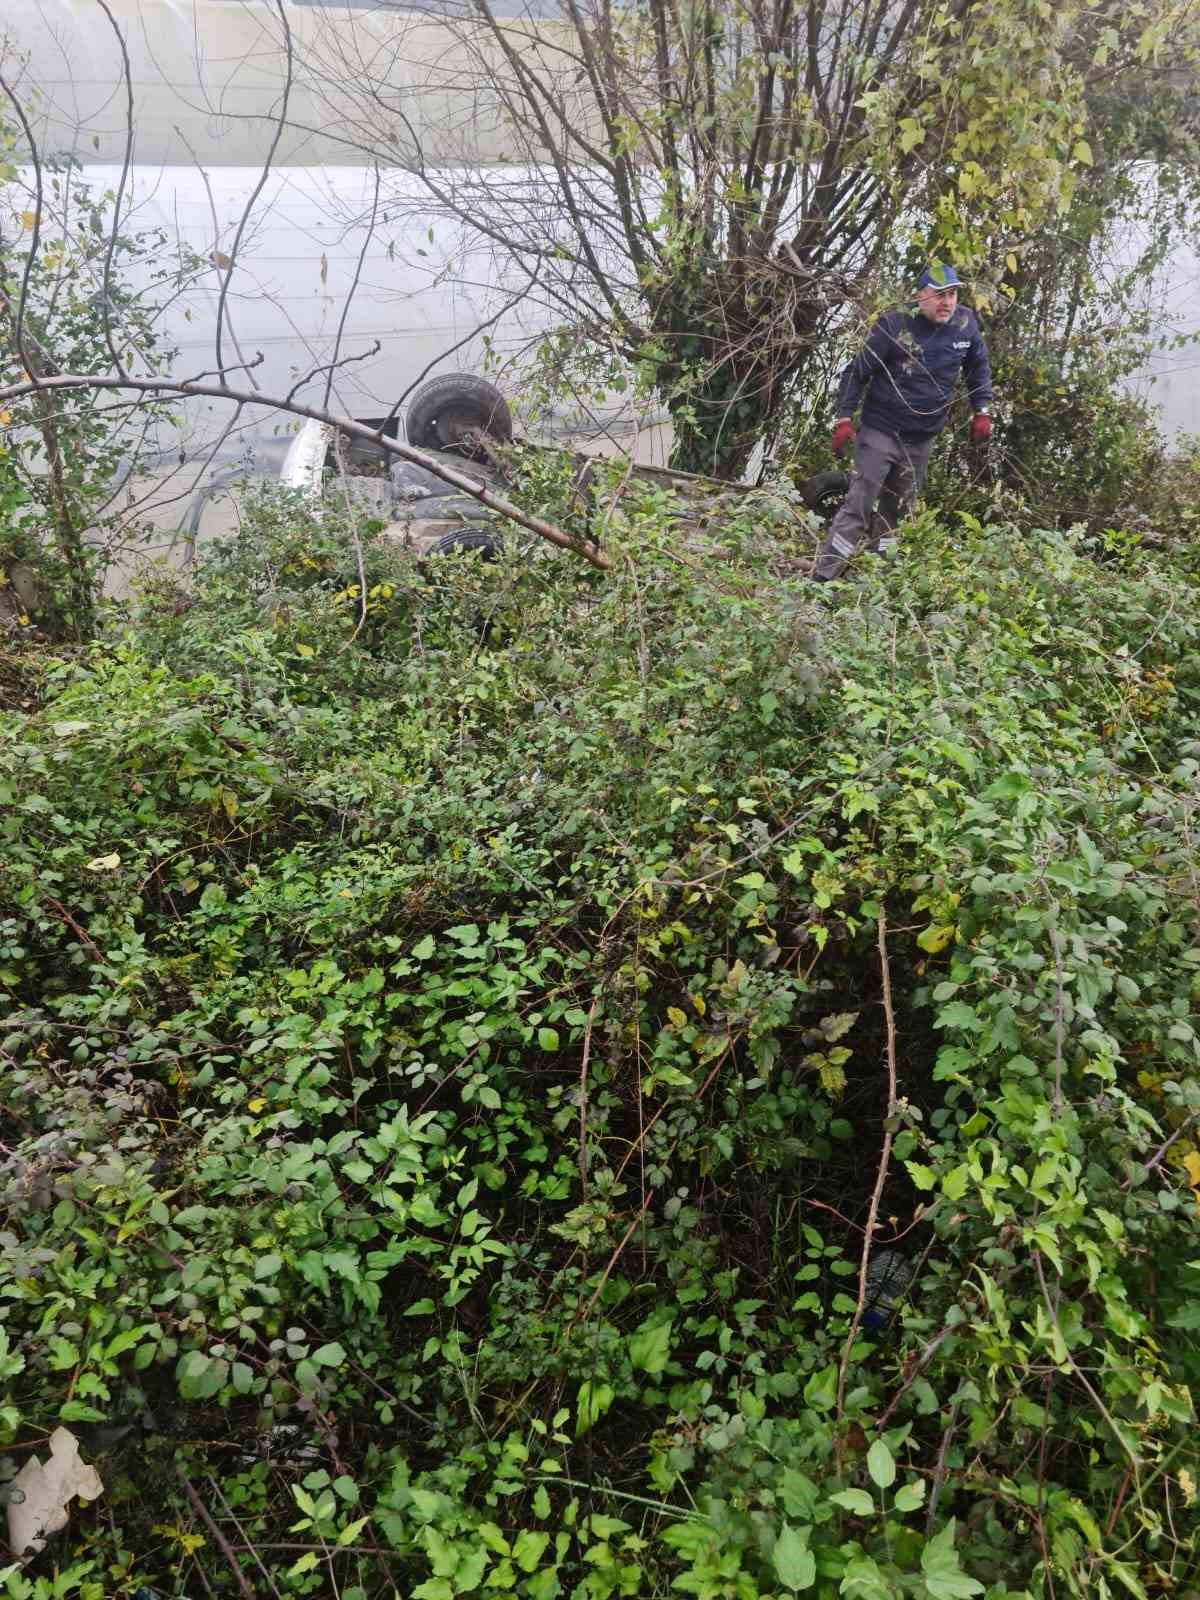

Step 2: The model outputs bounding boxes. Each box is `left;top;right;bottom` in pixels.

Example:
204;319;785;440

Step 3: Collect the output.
1;486;1199;1599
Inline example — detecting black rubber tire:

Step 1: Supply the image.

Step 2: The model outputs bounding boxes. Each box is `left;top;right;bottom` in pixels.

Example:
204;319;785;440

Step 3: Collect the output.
430;527;501;559
405;375;514;460
801;468;850;525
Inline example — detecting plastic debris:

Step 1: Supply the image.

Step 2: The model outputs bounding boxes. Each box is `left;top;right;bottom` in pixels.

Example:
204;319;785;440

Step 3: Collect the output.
6;1427;104;1557
861;1250;913;1330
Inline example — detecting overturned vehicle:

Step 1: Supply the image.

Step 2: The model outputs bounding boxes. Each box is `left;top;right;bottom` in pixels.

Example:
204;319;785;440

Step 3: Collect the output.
281;374;848;559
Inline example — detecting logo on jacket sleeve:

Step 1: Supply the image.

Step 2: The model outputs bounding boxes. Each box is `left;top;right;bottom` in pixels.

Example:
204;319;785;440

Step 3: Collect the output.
952;339;971;349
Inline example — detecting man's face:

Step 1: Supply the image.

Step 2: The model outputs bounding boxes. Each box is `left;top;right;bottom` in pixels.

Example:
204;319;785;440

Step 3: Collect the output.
916;284;958;323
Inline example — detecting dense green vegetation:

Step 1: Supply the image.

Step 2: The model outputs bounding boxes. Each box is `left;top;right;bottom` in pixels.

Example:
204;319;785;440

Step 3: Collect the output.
2;478;1199;1599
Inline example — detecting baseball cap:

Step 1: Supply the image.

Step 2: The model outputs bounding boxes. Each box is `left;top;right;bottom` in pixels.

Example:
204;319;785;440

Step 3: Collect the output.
917;262;961;290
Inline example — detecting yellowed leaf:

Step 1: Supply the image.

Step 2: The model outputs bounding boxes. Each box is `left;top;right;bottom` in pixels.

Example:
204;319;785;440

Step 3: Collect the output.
917;923;956;954
247;1096;266;1113
20;209;37;231
86;852;121;871
667;1006;687;1028
1183;1149;1200;1188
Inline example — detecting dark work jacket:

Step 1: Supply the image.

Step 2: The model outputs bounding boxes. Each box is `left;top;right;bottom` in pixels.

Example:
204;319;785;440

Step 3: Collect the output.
834;305;993;441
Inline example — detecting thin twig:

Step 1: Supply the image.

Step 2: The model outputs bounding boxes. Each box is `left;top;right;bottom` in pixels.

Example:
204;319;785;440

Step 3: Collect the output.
176;1466;257;1600
1032;1250;1140;1467
0;372;610;568
1120;1111;1200;1191
1050;928;1065;1116
206;1475;284;1600
578;994;600;1203
835;906;898;1432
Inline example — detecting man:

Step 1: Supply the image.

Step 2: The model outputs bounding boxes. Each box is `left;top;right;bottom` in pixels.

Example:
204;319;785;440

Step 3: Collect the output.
812;264;993;582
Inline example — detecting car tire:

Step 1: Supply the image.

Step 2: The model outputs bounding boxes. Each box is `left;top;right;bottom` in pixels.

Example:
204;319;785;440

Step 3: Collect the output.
405;375;514;460
801;468;850;525
429;527;501;558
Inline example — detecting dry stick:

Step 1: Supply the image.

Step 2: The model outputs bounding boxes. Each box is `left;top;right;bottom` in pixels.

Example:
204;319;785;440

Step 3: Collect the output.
0;373;611;570
330;428;370;647
1049;928;1065;1117
176;1466;257;1600
577;994;600;1203
1120;1110;1200;1191
835;907;898;1435
206;1474;285;1600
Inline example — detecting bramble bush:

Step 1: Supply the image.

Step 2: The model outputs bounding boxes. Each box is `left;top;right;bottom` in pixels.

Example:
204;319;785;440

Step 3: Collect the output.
1;478;1199;1600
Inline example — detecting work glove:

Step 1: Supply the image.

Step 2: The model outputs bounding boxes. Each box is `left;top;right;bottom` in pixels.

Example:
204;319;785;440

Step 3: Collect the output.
831;419;856;457
969;413;993;444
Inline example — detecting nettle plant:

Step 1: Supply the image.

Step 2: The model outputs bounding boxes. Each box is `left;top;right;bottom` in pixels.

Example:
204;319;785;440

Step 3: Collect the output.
0;484;1199;1599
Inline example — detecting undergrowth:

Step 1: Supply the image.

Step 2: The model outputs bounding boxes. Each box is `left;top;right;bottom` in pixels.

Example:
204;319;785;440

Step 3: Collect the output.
1;485;1199;1600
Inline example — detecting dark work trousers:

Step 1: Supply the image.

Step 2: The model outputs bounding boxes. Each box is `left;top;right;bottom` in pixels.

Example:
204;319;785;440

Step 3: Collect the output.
813;426;935;581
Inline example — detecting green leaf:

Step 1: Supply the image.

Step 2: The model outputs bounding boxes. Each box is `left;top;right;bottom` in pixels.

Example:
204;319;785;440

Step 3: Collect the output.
405;1299;437;1317
840;1554;895;1599
513;1530;550;1573
867;1438;895;1489
894;1479;927;1513
575;1380;614;1435
59;1400;108;1423
803;1364;837;1411
941;1164;969;1201
917;924;956;954
772;1523;816;1591
829;1488;874;1516
628;1318;673;1377
921;1519;984;1598
905;1161;938;1192
254;1252;283;1280
537;1027;560;1052
412;935;436;960
176;1349;227;1400
310;1342;346;1368
936;1001;981;1032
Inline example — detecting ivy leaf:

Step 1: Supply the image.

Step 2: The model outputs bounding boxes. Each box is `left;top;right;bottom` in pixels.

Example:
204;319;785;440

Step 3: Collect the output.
772;1523;815;1591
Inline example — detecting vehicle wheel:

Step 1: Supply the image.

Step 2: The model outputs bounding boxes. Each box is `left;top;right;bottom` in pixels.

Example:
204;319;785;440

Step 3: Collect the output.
429;527;501;558
801;468;850;525
405;375;514;460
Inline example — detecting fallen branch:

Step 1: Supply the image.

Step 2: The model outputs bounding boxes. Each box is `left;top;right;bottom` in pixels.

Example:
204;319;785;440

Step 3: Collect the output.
0;372;612;570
